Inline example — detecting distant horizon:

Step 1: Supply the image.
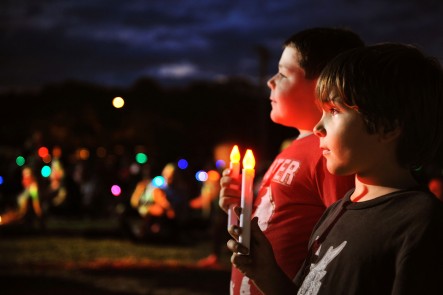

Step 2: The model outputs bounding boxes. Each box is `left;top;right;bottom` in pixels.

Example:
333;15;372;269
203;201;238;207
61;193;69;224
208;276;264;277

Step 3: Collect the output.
0;73;263;95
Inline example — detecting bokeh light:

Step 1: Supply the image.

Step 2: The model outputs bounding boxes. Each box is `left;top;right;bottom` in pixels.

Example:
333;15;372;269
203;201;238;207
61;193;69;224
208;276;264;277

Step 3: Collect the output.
0;176;3;185
135;153;148;164
111;185;122;196
78;148;90;160
129;163;140;175
152;176;166;188
215;159;226;170
207;170;221;182
177;159;188;169
41;165;51;178
16;156;25;166
38;146;49;158
112;96;125;108
195;170;208;182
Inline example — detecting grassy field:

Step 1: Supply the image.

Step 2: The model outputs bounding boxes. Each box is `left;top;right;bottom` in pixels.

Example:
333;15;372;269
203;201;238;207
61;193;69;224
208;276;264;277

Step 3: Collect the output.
0;217;232;294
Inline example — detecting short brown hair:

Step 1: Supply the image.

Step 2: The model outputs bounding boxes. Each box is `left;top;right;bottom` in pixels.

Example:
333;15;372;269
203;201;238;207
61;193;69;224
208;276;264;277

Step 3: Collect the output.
317;43;443;169
284;27;365;79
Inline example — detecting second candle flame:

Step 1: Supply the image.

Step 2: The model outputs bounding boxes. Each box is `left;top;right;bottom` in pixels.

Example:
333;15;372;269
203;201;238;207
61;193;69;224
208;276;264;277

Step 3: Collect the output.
243;149;255;170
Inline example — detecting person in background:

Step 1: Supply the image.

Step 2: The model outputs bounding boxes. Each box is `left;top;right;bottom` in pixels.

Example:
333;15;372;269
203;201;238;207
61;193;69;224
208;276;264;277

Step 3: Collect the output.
122;164;176;241
45;146;69;215
219;27;364;294
0;166;44;229
228;43;443;295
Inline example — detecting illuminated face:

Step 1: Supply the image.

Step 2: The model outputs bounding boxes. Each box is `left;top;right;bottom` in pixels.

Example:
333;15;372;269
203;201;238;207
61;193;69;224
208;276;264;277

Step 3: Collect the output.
313;100;382;177
267;46;320;131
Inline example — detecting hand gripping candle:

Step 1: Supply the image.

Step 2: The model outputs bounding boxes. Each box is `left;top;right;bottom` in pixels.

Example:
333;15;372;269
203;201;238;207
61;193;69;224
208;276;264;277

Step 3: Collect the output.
239;149;255;254
228;145;241;229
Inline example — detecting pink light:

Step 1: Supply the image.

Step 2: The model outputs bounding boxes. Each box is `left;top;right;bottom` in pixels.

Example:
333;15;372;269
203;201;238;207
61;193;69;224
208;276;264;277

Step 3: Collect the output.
111;184;121;196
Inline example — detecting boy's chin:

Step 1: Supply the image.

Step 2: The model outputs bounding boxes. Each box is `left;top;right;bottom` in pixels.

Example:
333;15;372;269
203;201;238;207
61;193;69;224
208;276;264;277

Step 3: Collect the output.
326;164;352;176
270;114;292;127
269;112;280;123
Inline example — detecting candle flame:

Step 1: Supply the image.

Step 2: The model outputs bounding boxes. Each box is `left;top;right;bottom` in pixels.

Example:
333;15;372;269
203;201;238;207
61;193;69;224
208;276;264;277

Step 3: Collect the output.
230;145;240;164
243;149;255;169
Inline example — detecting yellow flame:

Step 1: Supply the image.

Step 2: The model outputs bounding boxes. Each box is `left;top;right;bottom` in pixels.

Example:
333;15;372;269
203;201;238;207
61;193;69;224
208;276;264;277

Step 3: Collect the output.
230;145;240;164
242;149;255;169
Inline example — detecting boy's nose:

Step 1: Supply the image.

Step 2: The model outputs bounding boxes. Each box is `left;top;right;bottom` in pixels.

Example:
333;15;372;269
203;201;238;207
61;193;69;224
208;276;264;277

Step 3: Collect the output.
267;75;275;89
313;120;326;137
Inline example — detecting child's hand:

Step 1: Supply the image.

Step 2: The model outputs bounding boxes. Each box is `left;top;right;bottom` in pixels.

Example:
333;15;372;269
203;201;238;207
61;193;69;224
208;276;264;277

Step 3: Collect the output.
218;168;241;214
227;217;279;282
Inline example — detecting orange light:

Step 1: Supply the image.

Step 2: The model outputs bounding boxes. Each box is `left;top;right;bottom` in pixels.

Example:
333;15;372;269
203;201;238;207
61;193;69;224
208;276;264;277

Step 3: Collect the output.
207;170;221;182
230;145;240;164
242;149;255;170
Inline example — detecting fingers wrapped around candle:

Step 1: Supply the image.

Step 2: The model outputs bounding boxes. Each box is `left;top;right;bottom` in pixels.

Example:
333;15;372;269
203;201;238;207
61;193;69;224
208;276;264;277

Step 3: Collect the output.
229;218;274;277
227;239;253;275
228;223;241;240
220;169;242;189
219;170;241;213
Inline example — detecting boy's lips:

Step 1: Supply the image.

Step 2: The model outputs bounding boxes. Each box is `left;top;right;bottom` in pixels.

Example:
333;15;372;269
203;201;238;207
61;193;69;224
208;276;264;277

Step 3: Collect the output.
320;146;331;156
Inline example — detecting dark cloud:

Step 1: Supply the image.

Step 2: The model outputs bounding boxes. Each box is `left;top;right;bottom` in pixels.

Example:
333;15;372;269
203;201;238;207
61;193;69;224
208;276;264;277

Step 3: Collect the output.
1;0;443;91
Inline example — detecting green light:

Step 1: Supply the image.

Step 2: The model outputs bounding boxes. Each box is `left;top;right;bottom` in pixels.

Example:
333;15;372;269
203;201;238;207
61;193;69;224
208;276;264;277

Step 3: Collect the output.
16;156;26;166
41;165;52;178
135;153;148;164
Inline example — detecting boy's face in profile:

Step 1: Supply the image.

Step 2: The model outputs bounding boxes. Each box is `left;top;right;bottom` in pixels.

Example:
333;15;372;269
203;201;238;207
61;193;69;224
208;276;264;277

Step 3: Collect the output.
267;46;320;131
314;98;382;177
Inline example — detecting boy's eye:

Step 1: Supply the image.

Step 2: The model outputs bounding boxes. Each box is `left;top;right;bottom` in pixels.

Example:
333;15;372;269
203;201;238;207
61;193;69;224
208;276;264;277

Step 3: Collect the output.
324;106;340;115
278;72;287;78
329;108;340;115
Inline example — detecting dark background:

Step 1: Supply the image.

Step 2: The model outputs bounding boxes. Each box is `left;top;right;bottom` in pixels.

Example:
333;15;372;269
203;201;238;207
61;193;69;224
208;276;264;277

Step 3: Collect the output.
1;0;443;212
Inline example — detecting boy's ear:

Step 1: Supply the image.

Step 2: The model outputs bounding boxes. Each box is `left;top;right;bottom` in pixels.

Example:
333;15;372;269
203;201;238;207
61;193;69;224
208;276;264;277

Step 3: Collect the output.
379;126;402;143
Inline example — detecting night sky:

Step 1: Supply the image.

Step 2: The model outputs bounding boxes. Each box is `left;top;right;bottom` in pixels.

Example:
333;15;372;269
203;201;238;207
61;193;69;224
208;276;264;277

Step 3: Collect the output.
2;0;443;91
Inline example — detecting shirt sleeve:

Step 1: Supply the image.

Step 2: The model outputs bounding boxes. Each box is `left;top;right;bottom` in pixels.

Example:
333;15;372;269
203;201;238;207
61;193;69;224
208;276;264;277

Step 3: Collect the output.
392;214;443;294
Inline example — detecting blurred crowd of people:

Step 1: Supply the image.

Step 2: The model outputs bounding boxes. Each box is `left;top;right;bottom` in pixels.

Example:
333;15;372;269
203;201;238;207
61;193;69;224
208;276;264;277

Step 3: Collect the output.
0;137;237;268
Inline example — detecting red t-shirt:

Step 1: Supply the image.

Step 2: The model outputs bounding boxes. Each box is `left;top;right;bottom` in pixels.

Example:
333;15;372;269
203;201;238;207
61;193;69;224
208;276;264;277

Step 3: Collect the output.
230;134;354;295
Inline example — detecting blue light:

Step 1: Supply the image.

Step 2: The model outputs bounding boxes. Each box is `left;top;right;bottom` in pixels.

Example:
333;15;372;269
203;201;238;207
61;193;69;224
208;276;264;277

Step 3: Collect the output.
177;159;188;169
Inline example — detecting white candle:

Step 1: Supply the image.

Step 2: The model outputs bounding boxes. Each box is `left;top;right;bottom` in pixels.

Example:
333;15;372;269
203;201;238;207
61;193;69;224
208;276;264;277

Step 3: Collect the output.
228;145;240;229
239;149;255;254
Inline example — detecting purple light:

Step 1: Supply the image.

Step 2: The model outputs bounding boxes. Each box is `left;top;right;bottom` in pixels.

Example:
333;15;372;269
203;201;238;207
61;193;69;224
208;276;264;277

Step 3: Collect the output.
215;159;226;170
